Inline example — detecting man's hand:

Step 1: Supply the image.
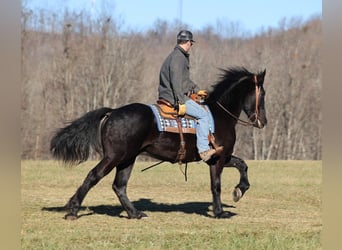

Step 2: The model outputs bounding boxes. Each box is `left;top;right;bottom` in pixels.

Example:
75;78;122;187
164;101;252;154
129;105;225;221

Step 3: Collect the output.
197;90;208;97
177;104;186;115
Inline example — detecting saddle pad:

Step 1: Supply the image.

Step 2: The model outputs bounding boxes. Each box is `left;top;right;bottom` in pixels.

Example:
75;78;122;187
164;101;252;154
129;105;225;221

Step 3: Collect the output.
149;104;215;134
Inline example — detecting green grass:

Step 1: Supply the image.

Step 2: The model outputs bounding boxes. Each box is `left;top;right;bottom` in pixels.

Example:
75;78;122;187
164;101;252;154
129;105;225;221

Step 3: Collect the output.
21;160;322;249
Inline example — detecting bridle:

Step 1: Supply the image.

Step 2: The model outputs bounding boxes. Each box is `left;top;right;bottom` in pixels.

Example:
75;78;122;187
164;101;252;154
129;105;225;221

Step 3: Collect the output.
216;75;261;127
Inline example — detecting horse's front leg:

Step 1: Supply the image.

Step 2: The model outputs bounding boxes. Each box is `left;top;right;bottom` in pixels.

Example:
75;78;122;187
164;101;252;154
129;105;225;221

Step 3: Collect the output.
112;159;147;219
224;155;250;202
209;159;231;218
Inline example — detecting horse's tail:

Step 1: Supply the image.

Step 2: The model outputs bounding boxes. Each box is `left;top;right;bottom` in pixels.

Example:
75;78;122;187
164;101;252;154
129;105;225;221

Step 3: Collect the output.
50;107;113;165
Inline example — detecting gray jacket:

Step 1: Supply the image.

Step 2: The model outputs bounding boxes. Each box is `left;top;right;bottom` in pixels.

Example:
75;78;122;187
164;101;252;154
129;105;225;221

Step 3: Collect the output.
158;45;199;105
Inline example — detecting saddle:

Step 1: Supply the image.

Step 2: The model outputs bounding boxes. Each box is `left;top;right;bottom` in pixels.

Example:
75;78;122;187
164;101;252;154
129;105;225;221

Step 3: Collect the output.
154;98;220;163
156;99;196;133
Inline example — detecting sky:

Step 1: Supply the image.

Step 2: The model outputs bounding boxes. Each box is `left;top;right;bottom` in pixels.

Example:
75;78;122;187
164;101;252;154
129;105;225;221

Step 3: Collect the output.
25;0;322;35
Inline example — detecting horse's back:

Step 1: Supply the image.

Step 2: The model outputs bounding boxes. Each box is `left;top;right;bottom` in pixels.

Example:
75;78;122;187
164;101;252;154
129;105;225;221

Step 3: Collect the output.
101;103;157;156
110;103;154;123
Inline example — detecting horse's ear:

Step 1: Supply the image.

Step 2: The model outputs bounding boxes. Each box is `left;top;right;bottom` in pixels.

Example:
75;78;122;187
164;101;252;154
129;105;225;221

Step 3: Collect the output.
257;69;266;84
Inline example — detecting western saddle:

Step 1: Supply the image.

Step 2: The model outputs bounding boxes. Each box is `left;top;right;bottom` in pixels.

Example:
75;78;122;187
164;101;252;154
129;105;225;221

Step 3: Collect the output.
156;96;221;163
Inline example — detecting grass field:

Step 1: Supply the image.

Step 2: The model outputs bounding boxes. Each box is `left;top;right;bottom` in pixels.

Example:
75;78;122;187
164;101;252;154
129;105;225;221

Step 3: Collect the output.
21;160;322;249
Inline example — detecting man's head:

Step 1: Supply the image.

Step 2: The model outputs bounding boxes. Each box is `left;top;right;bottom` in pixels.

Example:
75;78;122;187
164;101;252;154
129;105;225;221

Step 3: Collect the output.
177;30;195;52
177;30;195;44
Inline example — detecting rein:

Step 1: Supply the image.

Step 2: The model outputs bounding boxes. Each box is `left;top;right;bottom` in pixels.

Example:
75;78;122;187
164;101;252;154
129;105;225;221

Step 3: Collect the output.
216;75;260;127
215;101;254;127
141;161;189;182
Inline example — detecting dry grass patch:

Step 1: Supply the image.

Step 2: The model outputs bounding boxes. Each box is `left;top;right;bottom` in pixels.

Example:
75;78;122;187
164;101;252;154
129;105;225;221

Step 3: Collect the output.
22;160;321;249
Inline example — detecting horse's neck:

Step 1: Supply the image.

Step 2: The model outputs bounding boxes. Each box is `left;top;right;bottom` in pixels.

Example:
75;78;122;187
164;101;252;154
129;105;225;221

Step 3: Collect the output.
220;93;243;119
208;99;242;131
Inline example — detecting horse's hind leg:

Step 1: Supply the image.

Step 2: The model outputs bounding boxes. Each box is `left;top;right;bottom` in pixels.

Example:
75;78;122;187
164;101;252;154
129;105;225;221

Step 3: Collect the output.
64;157;115;220
224;155;250;202
112;159;147;219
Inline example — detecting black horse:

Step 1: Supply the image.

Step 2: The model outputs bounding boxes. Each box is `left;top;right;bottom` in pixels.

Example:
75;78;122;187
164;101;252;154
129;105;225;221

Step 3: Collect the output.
50;67;267;220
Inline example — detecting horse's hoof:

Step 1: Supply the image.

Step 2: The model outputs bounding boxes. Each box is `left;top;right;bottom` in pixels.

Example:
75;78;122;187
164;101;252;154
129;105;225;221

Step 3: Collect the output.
64;213;78;220
232;187;242;202
139;212;148;219
128;211;148;219
137;212;148;219
215;211;234;219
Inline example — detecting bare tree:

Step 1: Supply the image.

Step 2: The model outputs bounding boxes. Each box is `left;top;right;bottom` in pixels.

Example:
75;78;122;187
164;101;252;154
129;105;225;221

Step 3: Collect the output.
20;7;321;160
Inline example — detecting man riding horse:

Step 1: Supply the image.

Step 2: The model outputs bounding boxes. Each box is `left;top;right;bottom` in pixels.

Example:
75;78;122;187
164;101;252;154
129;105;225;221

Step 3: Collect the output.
158;30;223;162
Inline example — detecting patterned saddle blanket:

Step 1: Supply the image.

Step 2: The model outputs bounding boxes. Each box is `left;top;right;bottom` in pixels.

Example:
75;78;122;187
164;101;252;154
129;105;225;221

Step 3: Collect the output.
149;104;215;134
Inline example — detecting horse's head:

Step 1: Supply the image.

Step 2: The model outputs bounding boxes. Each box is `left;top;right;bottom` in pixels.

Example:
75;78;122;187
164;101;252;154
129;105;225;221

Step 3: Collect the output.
242;69;267;128
207;67;267;129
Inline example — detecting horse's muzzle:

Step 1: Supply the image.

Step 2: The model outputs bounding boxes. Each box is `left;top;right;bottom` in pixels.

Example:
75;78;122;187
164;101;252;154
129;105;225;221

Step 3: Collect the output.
249;113;267;129
256;118;265;129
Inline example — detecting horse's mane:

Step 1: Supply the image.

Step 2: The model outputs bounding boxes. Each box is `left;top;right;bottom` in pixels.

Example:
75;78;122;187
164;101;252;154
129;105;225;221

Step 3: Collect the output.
206;67;254;103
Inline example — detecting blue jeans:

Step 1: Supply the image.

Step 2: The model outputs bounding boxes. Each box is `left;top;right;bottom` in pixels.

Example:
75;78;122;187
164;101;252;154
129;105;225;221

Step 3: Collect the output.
185;99;211;153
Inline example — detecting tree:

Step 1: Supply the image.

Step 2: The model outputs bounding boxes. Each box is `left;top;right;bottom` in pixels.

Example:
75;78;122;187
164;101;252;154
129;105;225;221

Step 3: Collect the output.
20;7;321;160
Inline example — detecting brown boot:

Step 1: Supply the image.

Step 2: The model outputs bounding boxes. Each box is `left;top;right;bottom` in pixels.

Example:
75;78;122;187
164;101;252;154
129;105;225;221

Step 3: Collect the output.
199;149;216;161
199;146;224;162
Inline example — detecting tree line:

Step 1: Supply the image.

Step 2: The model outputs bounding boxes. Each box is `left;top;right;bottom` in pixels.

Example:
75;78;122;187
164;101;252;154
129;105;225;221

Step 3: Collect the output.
21;7;321;160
